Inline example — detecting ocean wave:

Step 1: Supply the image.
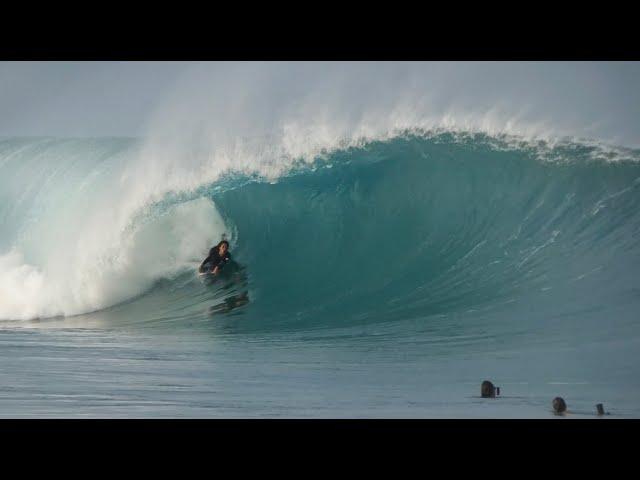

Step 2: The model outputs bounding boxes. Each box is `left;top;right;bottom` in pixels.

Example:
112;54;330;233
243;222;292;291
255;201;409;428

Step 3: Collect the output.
1;133;639;328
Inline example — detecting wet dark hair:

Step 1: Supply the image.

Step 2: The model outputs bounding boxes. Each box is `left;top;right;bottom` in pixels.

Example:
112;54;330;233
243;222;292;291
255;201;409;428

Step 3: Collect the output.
217;240;229;250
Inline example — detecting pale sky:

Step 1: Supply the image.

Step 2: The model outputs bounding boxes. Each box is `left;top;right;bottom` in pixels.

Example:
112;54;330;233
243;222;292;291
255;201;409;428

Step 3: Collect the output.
1;62;638;147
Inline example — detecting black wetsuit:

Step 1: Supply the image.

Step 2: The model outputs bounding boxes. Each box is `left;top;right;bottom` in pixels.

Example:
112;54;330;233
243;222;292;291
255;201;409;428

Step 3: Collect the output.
199;247;231;273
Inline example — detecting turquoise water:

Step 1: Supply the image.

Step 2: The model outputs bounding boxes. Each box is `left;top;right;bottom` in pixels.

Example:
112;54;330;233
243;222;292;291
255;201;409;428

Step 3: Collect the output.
1;133;639;417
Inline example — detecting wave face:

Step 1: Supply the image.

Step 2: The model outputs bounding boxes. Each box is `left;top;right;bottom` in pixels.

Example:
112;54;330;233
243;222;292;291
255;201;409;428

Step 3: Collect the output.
1;134;640;345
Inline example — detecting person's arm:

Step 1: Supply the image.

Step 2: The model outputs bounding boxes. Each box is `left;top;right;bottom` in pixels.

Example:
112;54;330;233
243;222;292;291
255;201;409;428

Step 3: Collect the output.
199;256;209;269
211;258;222;274
199;249;215;272
211;253;230;275
209;255;222;274
199;256;211;273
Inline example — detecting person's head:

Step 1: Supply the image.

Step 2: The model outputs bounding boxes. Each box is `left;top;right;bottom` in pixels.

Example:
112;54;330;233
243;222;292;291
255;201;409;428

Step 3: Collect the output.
552;397;567;414
217;240;229;255
481;380;496;398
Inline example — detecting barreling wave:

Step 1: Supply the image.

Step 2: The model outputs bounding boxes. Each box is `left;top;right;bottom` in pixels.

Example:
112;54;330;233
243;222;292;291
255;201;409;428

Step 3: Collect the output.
1;132;639;341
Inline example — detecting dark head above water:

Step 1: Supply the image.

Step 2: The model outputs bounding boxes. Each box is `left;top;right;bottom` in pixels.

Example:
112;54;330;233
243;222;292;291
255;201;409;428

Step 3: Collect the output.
552;397;567;414
481;380;496;398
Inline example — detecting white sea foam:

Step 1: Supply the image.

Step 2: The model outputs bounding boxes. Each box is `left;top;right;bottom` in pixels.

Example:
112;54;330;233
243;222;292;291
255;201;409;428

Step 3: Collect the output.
0;195;225;320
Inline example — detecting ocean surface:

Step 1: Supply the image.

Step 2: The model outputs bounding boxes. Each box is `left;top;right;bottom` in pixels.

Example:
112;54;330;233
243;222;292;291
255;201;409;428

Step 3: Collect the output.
1;132;639;417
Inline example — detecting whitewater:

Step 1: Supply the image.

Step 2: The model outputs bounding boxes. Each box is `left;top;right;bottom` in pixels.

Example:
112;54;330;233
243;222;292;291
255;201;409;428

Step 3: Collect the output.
1;62;639;417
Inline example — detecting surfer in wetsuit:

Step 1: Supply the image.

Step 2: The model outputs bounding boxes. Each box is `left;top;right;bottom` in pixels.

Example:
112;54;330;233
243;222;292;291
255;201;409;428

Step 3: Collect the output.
199;240;231;275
